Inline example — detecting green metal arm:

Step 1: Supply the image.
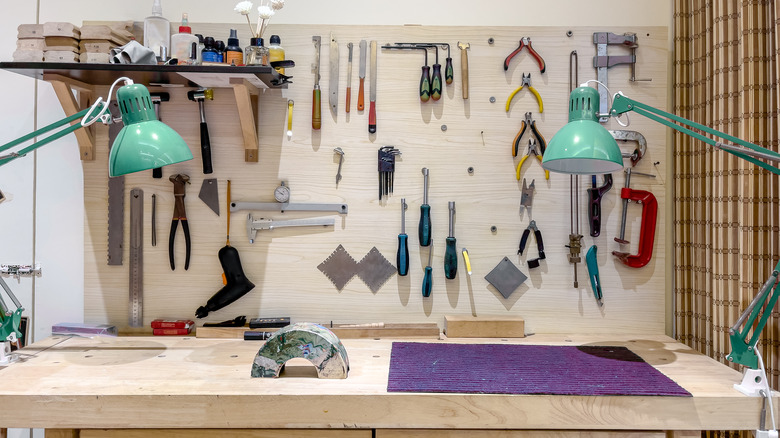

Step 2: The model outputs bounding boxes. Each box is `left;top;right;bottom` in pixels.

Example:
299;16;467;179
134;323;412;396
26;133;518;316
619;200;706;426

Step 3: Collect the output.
610;93;780;370
610;93;780;176
0;276;23;344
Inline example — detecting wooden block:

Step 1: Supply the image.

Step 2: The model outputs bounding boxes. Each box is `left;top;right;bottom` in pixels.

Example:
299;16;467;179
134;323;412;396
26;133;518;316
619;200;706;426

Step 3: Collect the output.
79;40;116;54
444;315;525;338
12;49;44;62
80;25;129;45
16;38;45;50
45;36;80;50
44;51;80;63
79;52;110;64
42;22;80;39
17;24;43;39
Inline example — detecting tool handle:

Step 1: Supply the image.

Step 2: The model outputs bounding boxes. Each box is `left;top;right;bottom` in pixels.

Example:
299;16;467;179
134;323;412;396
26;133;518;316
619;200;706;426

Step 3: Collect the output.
461;49;469;99
586;245;603;304
512;121;528;157
200;122;213;175
461;248;472;275
431;64;442;101
533;154;551;180
530;121;547;154
152;168;162;178
346;87;351;113
419;66;431;102
195;245;256;318
418;204;431;246
397;233;409;276
422;265;433;297
515;155;529;180
286;100;294;137
181;220;191;270
357;78;365;111
529;87;544;113
518;229;530;255
169;220;178;270
368;101;376;133
528;45;546;74
312;89;322;130
503;46;523;71
444;237;457;279
444;57;453;85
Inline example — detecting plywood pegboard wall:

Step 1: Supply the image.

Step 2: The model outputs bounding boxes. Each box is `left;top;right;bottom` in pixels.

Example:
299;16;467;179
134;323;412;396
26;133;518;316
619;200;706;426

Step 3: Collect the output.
83;24;669;334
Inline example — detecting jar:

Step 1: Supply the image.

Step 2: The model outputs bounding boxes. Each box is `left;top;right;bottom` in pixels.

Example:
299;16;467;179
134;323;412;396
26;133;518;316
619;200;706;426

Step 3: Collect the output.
244;37;269;66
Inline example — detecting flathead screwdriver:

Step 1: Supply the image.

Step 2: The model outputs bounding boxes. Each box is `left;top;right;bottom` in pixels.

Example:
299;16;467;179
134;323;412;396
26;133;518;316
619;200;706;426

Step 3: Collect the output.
419;168;431;246
397;198;409;276
422;242;433;297
444;201;457;279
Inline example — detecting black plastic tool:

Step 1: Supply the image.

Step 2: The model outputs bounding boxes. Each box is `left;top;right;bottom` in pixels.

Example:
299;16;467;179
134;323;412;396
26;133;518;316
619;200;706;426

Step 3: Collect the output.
444;201;457;279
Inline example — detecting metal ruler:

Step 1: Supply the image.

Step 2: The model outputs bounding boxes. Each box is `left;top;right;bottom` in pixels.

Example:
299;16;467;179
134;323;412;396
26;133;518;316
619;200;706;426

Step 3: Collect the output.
129;188;144;327
107;101;124;265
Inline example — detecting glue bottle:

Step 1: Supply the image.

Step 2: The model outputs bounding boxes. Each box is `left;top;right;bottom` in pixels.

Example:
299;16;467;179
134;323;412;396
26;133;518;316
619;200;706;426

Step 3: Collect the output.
143;0;170;62
171;13;198;64
268;35;285;74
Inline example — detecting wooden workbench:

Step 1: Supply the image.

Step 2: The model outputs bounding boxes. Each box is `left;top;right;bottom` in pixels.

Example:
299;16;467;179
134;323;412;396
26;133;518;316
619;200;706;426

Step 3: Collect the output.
0;334;768;437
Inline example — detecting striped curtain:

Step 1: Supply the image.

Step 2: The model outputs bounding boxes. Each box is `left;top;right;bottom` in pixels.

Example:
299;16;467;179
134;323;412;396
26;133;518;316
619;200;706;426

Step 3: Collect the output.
674;1;779;436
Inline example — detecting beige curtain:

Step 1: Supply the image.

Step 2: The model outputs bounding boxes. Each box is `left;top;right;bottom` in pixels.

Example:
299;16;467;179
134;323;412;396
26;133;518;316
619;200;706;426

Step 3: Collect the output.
674;1;780;436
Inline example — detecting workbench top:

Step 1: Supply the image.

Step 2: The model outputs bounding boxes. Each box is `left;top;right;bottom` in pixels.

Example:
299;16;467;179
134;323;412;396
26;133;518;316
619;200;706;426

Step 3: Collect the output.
0;334;766;431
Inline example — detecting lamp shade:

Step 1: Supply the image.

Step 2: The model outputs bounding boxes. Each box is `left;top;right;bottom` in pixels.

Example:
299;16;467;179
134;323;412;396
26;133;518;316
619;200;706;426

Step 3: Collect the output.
541;86;623;175
108;83;192;177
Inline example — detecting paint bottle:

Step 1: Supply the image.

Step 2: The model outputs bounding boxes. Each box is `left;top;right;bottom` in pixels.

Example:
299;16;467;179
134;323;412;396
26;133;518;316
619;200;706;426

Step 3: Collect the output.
143;0;170;63
215;40;225;63
225;29;243;66
268;35;285;74
171;13;198;64
202;36;220;63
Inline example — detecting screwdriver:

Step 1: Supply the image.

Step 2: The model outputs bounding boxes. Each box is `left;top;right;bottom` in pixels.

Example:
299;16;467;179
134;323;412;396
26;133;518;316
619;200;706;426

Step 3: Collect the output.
419;168;431;246
424;44;443;101
444;201;457;279
397;198;409;276
422;242;433;297
381;45;431;102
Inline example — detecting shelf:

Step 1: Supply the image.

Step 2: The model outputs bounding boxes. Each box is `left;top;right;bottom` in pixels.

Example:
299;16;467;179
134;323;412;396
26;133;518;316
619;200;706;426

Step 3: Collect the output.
0;62;287;162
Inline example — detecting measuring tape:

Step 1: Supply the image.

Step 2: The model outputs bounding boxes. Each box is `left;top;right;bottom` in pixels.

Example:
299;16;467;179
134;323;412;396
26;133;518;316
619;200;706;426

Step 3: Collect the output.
129;188;144;327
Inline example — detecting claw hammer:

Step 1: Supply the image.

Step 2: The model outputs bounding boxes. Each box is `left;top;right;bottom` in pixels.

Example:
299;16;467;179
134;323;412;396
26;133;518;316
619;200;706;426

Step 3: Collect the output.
613;169;657;268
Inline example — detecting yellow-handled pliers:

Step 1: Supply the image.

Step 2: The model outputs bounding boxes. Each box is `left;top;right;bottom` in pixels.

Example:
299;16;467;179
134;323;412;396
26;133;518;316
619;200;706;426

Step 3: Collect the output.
516;138;550;180
506;73;543;113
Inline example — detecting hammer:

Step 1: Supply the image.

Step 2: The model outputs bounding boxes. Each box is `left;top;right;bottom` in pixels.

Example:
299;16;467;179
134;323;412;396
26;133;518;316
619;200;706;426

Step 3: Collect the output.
149;92;170;178
187;88;214;174
457;42;470;99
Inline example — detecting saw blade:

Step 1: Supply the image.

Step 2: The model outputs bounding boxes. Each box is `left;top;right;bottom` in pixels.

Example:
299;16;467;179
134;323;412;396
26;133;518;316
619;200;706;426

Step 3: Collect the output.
129;188;144;327
356;247;396;293
317;245;358;291
107;101;125;266
198;178;220;216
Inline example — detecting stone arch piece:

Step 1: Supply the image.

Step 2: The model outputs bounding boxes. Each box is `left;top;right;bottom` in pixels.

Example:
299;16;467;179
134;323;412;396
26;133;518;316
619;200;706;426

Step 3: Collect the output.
251;322;349;379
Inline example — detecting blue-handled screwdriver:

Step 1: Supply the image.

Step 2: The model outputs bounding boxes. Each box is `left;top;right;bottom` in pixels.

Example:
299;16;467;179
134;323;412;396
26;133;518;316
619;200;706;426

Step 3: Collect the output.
397;198;409;276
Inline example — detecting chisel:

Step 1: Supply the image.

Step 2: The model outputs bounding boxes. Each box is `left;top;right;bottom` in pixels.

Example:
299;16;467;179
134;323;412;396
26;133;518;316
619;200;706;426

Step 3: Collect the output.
329;32;339;115
358;40;367;111
368;40;378;133
346;42;353;113
444;201;457;279
397;198;409;276
312;36;322;130
419;168;431;246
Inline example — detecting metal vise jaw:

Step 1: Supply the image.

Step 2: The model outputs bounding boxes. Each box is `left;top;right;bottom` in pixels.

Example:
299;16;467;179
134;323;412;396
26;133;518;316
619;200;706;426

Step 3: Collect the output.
593;32;651;122
251;322;349;379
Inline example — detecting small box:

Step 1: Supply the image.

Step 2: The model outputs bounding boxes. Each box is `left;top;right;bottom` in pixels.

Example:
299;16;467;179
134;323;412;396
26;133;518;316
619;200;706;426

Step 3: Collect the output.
249;317;290;329
151;319;194;330
444;315;525;338
52;323;117;337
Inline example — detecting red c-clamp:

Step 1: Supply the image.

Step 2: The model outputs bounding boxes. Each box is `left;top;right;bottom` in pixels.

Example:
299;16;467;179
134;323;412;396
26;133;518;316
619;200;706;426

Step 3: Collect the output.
612;170;657;268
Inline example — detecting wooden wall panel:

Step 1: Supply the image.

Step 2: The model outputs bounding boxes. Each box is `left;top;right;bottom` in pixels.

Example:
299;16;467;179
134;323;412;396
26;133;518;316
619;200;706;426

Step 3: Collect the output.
83;24;668;334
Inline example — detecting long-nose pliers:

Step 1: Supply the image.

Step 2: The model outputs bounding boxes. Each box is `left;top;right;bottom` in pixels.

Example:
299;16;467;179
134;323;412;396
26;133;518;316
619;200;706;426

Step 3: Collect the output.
169;173;191;270
506;73;543;113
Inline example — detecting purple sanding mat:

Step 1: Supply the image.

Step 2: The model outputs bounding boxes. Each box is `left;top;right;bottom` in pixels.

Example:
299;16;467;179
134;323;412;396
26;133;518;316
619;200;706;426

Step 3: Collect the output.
387;342;691;396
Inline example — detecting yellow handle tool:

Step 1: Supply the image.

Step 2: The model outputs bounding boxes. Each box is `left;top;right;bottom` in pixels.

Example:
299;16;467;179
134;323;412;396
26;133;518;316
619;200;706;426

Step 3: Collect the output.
286;100;294;139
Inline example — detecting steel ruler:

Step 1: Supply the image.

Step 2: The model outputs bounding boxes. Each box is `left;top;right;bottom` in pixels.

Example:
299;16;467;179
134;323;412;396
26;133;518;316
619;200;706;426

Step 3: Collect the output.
129;188;144;327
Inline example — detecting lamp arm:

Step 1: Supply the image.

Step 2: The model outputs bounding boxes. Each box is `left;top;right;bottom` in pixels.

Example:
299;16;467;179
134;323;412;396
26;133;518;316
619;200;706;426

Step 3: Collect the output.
611;93;780;176
0;276;23;343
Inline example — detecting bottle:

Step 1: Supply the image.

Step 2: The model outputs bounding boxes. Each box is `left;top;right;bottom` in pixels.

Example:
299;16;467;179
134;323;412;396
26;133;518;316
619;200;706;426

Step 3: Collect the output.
202;37;220;63
215;40;225;63
194;33;204;64
244;37;269;66
225;29;243;66
171;13;199;64
268;35;285;74
143;0;170;62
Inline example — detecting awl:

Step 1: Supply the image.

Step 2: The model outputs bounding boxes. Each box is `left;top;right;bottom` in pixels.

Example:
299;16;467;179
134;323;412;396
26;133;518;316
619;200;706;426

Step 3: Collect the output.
329;32;339;115
357;40;366;111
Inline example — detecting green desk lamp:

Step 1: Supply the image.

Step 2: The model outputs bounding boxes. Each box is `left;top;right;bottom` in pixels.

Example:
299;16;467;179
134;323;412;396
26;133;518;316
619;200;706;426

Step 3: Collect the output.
0;77;193;176
0;77;193;363
543;82;780;397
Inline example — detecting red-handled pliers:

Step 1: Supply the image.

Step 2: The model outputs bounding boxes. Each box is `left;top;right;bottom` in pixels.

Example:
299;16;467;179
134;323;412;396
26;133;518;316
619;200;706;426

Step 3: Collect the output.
504;37;546;74
169;173;191;271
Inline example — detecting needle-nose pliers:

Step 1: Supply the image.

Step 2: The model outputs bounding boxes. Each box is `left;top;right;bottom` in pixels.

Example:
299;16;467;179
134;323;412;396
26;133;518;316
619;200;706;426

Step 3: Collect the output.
169;173;191;270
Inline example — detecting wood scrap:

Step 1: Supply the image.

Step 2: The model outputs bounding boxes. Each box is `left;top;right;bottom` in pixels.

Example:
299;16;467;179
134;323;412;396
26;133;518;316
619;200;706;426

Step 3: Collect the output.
44;51;80;63
79;40;115;54
17;39;44;51
42;22;80;39
80;25;130;45
45;36;80;51
79;52;110;64
17;24;43;39
444;315;526;338
12;49;44;62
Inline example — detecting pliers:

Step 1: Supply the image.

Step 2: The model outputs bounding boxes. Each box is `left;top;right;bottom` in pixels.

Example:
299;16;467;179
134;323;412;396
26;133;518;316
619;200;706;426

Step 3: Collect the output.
518;220;545;269
504;37;546;73
516;138;550;181
513;112;547;157
169;173;191;270
506;73;543;113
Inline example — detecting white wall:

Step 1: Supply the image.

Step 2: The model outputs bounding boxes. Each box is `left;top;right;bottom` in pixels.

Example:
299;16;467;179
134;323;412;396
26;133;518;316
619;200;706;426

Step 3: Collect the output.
0;0;671;340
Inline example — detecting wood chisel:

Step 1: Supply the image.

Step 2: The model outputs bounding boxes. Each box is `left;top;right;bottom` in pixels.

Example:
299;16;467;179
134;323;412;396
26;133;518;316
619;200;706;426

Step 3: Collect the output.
129;188;144;327
357;40;367;111
312;36;322;130
329;32;339;115
368;40;377;134
345;42;353;113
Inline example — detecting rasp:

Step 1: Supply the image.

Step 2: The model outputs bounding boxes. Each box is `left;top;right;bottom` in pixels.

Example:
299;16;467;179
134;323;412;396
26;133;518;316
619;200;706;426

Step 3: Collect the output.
329;32;339;115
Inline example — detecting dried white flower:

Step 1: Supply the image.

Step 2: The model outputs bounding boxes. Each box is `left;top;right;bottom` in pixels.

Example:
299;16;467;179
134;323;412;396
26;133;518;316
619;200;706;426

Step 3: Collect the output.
234;1;254;15
257;5;275;19
270;0;285;11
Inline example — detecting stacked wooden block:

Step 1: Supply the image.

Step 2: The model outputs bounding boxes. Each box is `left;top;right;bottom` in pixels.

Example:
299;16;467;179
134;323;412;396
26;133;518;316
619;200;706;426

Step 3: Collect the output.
79;24;132;63
13;24;45;62
42;22;81;62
